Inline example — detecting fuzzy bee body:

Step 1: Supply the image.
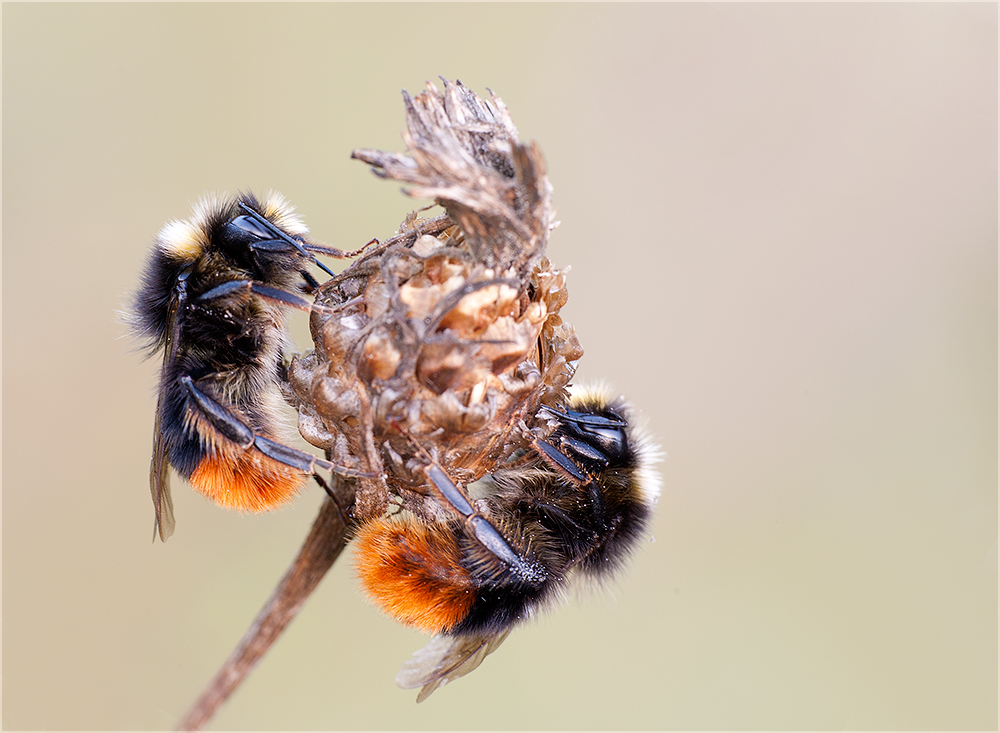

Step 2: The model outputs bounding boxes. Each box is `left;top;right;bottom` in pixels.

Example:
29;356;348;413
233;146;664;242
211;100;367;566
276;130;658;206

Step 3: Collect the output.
133;192;371;540
353;387;660;700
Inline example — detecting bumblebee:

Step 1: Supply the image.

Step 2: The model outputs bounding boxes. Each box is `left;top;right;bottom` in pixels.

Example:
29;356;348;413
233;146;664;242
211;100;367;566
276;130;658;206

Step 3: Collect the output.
131;192;373;540
352;386;660;701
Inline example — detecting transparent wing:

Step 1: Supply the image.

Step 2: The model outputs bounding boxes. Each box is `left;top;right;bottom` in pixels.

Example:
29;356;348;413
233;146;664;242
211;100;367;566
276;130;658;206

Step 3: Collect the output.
396;629;512;703
149;395;175;541
149;293;183;542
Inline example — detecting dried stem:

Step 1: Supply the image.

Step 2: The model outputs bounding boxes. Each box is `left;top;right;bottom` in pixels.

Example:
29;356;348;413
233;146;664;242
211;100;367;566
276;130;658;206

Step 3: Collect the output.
176;482;354;731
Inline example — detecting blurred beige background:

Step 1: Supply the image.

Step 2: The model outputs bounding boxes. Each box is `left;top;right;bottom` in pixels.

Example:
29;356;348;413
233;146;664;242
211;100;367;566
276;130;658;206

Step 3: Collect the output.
3;3;996;730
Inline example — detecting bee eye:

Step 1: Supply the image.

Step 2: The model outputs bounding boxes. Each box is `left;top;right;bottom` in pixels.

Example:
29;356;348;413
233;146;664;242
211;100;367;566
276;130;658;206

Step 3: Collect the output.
229;215;273;240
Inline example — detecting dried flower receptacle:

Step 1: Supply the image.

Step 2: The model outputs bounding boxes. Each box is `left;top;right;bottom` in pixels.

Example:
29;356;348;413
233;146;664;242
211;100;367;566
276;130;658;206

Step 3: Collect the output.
288;80;583;521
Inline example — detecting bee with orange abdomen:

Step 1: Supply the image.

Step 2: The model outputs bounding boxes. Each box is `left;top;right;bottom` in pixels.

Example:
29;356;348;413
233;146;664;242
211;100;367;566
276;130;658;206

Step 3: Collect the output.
352;386;660;701
131;192;373;540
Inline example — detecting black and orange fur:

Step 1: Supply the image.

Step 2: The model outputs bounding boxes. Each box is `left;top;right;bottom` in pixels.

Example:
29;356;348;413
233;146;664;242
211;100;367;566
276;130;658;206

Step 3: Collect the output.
132;192;371;540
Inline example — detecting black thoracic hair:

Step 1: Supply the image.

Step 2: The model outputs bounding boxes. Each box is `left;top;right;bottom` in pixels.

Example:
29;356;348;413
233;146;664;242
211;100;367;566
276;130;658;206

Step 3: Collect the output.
131;192;313;356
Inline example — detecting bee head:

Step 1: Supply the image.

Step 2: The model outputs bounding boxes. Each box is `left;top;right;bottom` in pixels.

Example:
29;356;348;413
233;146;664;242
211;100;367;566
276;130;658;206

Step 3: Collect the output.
548;406;631;474
213;193;320;281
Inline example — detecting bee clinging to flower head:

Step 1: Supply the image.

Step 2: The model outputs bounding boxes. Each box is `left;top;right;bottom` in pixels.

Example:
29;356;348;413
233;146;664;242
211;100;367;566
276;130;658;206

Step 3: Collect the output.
353;385;660;701
131;192;373;540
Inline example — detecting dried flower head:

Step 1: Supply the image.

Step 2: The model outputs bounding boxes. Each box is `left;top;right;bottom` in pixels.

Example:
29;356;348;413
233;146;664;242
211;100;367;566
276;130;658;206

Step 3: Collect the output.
173;81;658;722
287;79;583;520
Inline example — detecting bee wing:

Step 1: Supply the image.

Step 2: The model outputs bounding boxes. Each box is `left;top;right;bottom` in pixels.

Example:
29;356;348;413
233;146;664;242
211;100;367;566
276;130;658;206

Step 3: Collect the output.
149;394;175;541
396;629;512;703
149;293;183;542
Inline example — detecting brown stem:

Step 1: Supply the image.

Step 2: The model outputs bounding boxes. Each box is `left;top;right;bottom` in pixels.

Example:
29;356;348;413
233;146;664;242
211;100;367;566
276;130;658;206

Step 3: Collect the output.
176;482;353;731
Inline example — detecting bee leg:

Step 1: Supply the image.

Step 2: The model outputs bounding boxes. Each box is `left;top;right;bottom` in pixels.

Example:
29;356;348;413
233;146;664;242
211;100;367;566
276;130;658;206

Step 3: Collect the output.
180;376;376;479
304;237;378;260
196;279;336;315
254;434;374;478
312;472;352;526
530;438;589;483
420;463;547;584
385;419;545;582
181;375;254;447
300;269;320;292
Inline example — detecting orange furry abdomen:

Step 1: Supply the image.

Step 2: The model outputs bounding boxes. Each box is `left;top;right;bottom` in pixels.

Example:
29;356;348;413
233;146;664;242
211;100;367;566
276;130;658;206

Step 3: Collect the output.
354;518;475;634
190;447;306;513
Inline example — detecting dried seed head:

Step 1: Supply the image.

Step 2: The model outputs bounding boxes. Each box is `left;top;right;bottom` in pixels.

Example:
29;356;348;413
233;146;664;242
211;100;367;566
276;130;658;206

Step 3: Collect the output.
288;80;583;520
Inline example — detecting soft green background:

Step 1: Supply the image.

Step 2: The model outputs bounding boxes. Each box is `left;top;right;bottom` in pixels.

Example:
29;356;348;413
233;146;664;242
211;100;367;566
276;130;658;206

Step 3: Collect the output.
4;3;996;730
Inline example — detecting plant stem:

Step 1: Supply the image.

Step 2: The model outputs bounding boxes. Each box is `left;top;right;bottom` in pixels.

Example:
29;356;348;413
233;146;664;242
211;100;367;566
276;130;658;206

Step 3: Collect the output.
176;487;351;731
